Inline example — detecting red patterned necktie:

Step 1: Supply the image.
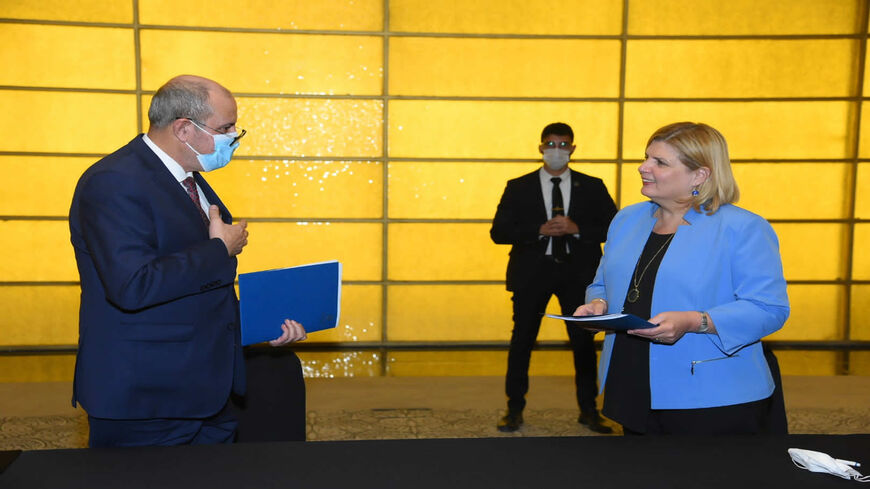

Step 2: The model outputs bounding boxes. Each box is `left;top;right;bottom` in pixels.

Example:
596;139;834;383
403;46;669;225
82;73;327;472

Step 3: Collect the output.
181;176;209;225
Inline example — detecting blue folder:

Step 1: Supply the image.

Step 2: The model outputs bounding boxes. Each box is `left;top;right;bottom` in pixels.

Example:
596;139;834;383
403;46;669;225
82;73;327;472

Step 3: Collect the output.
546;313;656;331
239;260;341;346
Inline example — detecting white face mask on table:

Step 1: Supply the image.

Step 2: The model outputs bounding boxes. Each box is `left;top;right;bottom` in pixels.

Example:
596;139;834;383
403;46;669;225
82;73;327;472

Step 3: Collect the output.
789;448;869;482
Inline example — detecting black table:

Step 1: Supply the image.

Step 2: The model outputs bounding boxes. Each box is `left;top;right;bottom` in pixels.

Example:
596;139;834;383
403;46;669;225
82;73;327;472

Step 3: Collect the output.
2;434;868;488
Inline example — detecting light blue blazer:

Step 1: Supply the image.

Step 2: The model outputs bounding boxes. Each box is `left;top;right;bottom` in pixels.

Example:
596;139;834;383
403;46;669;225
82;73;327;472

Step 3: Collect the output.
587;201;789;409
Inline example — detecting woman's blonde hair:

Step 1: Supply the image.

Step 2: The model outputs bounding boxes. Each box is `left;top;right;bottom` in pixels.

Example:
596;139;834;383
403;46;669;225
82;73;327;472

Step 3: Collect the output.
646;122;739;214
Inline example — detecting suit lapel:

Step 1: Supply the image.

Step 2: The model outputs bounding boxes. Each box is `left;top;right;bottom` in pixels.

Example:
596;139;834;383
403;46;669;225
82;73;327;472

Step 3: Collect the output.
528;171;548;221
132;136;214;230
567;169;582;216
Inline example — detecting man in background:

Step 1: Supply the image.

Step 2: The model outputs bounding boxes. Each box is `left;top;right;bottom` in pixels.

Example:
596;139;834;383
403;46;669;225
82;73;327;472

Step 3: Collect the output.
69;75;306;447
490;122;617;433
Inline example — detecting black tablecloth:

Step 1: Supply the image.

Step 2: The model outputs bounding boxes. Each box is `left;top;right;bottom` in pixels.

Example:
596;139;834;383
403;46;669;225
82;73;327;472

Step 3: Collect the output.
2;434;868;488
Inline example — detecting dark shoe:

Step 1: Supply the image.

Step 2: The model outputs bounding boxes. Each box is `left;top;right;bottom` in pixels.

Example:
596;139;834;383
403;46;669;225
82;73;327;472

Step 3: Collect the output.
578;412;613;434
497;411;523;432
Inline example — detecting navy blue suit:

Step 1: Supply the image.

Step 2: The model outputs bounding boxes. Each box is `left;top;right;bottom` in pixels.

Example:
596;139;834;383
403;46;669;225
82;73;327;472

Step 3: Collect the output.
69;135;245;422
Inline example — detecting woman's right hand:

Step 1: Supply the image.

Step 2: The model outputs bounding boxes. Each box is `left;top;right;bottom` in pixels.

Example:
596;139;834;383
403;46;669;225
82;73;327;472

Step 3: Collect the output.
573;299;607;317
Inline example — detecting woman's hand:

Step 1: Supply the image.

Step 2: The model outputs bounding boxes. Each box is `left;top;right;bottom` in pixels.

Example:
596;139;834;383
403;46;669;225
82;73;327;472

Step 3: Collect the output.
573;299;607;317
628;311;698;344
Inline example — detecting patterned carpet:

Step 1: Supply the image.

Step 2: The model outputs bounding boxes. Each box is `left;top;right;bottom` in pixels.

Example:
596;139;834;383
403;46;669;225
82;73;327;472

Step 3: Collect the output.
2;406;869;450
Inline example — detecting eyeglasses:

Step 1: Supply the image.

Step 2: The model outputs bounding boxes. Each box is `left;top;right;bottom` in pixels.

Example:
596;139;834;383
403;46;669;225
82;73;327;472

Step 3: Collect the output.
183;118;247;145
543;140;573;149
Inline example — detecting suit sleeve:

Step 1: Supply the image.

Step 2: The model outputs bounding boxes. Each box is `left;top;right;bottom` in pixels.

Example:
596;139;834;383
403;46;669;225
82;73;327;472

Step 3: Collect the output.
573;177;617;244
705;215;790;355
490;180;542;246
76;169;237;311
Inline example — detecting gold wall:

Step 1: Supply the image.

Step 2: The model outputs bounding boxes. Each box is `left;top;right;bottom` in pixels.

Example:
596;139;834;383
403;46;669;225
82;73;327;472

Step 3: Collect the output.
2;0;869;378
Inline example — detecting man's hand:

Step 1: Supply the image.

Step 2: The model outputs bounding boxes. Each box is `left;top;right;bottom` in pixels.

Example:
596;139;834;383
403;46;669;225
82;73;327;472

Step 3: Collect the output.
269;319;308;346
539;215;580;236
208;205;248;256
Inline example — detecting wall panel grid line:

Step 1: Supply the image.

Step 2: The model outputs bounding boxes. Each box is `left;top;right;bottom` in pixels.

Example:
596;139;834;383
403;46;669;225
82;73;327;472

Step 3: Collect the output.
6;85;870;104
3;1;870;358
4;17;870;41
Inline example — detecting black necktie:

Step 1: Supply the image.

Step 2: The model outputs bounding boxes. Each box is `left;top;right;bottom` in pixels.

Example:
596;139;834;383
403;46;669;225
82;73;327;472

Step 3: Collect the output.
551;177;567;261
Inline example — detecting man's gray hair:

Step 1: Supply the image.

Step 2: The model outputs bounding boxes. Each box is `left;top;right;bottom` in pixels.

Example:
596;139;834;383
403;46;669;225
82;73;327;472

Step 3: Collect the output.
148;78;213;129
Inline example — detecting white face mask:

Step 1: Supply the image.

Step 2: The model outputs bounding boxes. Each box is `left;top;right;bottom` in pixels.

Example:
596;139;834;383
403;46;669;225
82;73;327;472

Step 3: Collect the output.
542;148;570;171
789;448;869;482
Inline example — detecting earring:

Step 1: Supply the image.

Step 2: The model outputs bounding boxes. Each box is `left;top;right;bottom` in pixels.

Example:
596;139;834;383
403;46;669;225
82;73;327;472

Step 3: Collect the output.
691;187;699;196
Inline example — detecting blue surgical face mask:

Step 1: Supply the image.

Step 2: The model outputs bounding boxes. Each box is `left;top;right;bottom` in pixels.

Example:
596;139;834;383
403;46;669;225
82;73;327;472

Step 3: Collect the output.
186;122;239;172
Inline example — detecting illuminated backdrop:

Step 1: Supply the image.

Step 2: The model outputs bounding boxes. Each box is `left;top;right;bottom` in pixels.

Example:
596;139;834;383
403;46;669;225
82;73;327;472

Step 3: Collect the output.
1;0;868;379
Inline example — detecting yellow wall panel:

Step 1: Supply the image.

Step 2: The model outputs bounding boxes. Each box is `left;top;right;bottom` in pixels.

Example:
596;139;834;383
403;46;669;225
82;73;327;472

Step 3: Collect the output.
0;157;93;216
139;0;382;30
390;0;622;35
305;285;382;343
0;286;79;345
623;102;852;160
774;351;839;376
732;163;850;220
1;0;131;22
388;162;535;219
239;98;383;158
140;96;384;157
0;25;135;89
767;285;844;341
297;352;382;378
851;285;870;340
140;31;382;95
387;350;577;376
774;223;847;281
387;285;510;341
853;224;870;280
856;164;870;219
2;222;78;281
622;162;852;219
627;0;862;35
0;355;76;382
388;162;616;219
849;352;870;376
858;105;870;158
237;222;382;281
390;38;620;97
207;160;382;219
389;101;618;159
388;224;504;280
1;91;137;154
626;40;857;98
387;285;597;342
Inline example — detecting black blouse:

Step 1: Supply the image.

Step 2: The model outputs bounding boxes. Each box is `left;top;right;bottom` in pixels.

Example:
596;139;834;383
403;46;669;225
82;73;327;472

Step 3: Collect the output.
602;231;675;433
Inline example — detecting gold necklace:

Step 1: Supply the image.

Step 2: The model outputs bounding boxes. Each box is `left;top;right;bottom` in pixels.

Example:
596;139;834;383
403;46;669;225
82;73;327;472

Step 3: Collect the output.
626;233;675;303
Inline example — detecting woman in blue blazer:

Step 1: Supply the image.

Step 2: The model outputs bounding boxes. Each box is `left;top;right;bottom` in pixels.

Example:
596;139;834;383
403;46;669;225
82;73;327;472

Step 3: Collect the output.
573;122;789;435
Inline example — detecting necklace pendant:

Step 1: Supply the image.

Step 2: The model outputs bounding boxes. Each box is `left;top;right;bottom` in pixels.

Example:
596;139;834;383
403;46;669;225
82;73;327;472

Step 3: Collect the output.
627;288;640;303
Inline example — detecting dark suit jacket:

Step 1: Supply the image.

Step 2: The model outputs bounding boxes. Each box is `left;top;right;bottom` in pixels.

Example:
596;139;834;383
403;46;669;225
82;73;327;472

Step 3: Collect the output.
490;168;617;291
68;135;245;420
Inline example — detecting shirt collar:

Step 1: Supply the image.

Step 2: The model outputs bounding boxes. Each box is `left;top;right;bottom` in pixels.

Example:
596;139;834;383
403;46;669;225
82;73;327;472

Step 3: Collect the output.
142;134;194;183
539;166;570;185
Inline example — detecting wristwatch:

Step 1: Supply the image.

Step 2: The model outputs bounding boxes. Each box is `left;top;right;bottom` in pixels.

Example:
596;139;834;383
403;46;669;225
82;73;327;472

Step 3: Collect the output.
698;311;709;333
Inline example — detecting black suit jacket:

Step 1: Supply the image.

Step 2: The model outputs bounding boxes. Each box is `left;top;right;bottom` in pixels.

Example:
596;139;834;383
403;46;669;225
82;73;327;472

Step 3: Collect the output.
490;168;617;291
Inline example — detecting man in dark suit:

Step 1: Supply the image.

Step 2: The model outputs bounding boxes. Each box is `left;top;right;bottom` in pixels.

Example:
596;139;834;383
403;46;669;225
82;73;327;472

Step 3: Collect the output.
69;75;307;447
491;122;617;433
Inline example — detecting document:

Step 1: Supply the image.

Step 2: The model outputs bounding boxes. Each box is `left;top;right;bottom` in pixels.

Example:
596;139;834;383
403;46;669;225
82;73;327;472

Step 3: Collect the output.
239;260;341;345
546;313;656;331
